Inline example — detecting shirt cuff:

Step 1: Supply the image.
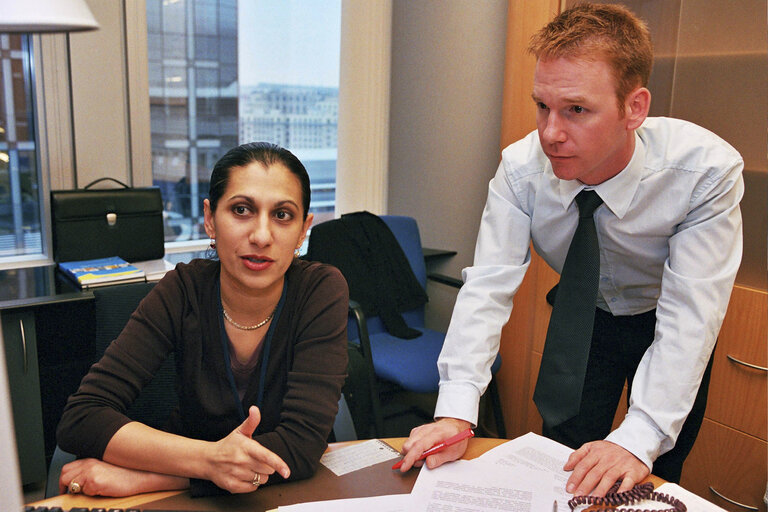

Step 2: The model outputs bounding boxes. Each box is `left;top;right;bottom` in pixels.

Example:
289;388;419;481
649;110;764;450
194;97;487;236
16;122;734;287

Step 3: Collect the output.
434;382;481;427
605;414;667;472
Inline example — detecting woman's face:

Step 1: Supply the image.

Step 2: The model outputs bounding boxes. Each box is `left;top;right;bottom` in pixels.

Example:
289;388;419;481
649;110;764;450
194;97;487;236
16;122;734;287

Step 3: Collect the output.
204;161;313;296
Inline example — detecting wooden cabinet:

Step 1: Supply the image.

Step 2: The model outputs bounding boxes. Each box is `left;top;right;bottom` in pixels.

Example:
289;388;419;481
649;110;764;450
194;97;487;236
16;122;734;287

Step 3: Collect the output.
683;420;766;512
1;309;47;486
706;287;767;440
680;286;767;511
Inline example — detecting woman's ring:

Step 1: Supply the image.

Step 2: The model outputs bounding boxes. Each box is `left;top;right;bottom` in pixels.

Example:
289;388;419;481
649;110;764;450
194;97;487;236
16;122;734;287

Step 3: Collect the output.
69;481;82;494
252;472;261;487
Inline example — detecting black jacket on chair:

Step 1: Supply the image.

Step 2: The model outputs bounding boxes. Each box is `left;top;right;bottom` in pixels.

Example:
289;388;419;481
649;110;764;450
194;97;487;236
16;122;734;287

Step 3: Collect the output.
306;211;427;339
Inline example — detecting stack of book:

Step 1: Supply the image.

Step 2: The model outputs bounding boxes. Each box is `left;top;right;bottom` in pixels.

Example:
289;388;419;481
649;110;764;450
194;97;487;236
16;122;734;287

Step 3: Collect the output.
58;256;175;289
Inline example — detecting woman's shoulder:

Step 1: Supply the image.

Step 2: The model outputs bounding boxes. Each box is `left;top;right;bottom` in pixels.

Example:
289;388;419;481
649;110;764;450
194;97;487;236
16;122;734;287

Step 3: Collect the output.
288;259;348;294
150;258;219;305
291;258;343;279
173;257;219;278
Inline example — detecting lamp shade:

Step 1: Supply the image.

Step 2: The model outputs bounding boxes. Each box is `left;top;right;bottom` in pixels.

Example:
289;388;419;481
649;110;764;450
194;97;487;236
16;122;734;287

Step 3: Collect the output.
0;0;98;33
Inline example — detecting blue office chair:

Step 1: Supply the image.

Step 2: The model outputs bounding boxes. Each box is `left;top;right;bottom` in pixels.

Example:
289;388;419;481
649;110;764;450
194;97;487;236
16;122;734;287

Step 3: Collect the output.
307;213;505;439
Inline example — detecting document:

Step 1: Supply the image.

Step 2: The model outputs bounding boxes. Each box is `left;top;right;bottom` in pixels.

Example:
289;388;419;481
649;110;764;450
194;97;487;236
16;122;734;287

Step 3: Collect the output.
476;433;722;512
410;459;556;511
320;439;400;476
475;432;575;512
278;493;410;511
656;483;727;511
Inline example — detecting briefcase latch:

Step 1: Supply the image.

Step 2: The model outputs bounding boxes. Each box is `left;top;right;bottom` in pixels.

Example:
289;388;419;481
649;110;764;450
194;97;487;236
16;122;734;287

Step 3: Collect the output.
106;212;117;226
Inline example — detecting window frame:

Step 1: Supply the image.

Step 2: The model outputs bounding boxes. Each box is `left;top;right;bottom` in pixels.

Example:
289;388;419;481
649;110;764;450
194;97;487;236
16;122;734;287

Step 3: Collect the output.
0;33;76;270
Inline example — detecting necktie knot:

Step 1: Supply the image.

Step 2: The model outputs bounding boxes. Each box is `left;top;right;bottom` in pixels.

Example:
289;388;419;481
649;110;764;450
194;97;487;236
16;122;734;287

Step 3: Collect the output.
575;190;603;218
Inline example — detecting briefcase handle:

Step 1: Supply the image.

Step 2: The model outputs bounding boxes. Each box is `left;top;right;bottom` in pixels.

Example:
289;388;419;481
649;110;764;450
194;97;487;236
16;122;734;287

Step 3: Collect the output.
83;177;131;190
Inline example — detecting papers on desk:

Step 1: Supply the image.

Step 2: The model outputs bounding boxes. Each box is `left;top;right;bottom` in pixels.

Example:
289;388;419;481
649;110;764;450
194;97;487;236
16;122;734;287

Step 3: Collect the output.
411;459;555;510
656;483;727;511
57;257;175;288
279;494;410;512
286;435;558;511
286;433;721;511
58;256;145;288
132;258;175;281
320;439;400;476
475;431;574;512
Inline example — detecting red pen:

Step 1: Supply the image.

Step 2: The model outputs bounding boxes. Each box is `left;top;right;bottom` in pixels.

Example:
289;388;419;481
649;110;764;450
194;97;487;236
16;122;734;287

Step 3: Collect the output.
391;428;475;470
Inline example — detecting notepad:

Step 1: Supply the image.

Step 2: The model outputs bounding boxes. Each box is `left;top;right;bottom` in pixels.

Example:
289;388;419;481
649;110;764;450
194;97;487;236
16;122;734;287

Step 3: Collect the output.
320;439;401;476
58;256;145;288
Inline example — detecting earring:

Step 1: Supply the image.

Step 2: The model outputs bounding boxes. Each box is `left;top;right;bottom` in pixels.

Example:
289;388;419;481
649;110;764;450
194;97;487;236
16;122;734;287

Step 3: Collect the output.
294;248;301;258
210;239;216;249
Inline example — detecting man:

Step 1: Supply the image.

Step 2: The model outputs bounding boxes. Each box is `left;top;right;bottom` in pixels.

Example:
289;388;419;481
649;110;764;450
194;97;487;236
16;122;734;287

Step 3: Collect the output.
399;3;743;497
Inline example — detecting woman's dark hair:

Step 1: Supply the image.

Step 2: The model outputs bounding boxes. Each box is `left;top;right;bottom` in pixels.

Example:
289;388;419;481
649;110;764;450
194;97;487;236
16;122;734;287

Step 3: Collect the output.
208;142;311;219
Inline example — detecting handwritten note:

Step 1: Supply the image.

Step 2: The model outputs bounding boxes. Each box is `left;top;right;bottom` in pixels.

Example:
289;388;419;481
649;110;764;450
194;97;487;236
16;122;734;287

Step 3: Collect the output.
320;439;401;476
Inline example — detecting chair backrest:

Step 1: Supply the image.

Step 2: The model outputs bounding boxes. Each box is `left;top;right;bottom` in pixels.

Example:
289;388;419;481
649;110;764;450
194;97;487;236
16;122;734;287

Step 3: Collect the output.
92;282;178;430
380;215;427;288
307;212;429;339
371;215;427;331
47;282;177;497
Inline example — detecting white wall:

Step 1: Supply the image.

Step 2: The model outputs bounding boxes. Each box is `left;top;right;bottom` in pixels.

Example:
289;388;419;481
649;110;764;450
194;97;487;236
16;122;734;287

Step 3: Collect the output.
388;1;508;330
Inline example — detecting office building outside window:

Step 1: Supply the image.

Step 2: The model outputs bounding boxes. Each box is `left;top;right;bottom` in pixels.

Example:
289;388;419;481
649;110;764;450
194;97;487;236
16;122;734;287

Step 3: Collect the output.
0;34;42;259
146;0;340;245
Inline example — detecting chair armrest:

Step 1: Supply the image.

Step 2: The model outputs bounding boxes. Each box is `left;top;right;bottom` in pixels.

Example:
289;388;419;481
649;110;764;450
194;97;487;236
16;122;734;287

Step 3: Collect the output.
347;299;384;437
427;272;463;289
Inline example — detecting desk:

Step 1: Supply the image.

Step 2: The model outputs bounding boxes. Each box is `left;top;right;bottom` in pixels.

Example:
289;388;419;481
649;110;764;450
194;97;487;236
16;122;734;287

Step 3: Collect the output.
29;438;665;512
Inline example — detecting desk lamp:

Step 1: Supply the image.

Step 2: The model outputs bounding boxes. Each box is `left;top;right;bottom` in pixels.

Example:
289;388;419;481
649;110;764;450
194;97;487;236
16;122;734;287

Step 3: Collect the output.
0;0;98;33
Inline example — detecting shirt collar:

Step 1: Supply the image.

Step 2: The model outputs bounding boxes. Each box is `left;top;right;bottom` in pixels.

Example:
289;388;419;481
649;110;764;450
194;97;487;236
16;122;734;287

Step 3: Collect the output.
556;131;645;219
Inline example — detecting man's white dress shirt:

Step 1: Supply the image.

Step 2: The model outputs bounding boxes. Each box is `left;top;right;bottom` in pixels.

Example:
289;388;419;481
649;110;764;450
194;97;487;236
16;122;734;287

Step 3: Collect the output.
435;117;744;470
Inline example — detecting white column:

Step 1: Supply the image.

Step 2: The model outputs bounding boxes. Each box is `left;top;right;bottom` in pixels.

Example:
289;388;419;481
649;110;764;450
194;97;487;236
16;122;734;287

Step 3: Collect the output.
335;0;392;216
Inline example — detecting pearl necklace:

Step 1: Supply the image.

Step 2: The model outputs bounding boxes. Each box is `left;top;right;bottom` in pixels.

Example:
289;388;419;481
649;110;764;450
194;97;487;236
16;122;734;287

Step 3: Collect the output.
222;307;275;330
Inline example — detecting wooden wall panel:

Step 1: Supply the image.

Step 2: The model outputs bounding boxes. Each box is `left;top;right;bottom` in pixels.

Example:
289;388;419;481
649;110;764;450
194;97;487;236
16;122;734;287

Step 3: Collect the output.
495;0;560;439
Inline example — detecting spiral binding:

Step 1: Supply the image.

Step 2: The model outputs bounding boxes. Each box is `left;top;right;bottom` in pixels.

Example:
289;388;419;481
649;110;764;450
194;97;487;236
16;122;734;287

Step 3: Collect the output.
567;482;687;511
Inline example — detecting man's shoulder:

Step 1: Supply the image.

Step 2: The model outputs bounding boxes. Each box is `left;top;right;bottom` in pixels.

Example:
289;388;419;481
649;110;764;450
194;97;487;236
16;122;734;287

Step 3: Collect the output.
638;117;742;173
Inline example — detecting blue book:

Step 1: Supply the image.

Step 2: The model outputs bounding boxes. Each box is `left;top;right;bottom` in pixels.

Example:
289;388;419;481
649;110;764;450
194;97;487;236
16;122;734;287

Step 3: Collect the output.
58;256;145;288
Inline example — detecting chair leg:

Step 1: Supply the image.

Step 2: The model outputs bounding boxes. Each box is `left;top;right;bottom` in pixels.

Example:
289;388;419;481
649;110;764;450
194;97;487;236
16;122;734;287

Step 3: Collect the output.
488;376;507;439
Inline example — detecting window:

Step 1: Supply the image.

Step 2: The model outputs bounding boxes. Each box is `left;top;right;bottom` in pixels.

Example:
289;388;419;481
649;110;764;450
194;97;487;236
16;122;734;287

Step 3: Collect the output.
146;0;341;246
0;34;43;260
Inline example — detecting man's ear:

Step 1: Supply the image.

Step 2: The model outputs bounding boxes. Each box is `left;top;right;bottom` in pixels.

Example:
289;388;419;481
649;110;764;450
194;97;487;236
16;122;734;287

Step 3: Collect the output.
624;87;651;131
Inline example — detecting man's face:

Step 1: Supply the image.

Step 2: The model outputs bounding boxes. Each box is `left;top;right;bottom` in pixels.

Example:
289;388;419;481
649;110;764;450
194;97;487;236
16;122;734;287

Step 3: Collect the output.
532;57;636;185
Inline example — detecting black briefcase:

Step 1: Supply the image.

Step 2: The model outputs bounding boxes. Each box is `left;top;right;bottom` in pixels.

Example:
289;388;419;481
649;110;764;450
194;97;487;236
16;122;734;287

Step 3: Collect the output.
51;177;165;262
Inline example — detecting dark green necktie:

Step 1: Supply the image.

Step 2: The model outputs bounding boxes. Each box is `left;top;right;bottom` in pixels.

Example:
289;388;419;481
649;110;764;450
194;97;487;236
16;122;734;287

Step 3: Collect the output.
534;189;603;427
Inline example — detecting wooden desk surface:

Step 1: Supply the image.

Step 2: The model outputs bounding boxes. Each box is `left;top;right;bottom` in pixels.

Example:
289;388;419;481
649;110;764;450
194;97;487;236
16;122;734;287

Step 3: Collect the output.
29;437;665;511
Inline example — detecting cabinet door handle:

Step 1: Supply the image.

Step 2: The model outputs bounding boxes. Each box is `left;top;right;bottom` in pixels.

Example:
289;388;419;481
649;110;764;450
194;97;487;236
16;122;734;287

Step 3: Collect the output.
727;354;768;372
19;317;28;374
709;486;759;510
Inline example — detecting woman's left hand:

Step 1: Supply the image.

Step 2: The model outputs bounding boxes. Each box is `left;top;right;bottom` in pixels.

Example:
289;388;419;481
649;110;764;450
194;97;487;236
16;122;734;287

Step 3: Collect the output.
59;458;187;497
202;405;291;493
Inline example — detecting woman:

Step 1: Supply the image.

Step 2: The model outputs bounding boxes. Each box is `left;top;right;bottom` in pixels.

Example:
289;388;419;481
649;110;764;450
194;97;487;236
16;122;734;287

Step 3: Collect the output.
56;142;349;497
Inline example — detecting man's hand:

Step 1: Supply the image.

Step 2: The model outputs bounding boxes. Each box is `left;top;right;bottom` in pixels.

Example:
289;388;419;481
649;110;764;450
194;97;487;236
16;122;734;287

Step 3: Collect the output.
563;440;650;496
398;418;472;472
